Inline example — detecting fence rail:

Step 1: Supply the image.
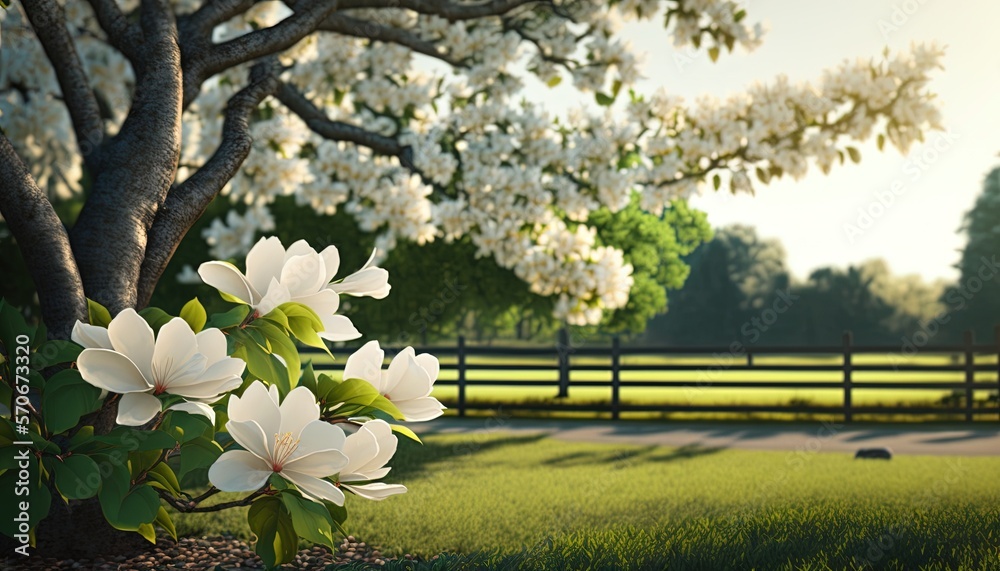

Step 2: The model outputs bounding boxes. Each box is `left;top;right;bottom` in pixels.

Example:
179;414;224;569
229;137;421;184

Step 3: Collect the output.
306;327;1000;422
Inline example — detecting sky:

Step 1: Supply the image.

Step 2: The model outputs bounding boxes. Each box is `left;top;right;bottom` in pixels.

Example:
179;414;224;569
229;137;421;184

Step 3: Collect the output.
521;0;1000;282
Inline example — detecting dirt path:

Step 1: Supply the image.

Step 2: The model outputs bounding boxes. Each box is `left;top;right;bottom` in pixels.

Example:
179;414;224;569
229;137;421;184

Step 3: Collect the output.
419;417;1000;456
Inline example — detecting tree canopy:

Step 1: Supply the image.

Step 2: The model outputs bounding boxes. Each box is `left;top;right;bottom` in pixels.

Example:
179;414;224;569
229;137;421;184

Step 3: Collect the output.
0;0;944;340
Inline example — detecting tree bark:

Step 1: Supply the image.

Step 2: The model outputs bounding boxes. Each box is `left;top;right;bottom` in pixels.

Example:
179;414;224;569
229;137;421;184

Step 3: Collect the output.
0;135;88;339
70;0;183;315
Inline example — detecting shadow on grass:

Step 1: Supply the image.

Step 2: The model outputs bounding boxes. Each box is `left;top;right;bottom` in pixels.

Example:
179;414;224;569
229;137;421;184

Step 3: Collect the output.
389;433;550;479
540;443;724;468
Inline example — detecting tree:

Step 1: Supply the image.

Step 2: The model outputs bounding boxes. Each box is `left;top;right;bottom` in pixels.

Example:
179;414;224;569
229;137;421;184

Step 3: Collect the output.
0;0;943;559
943;166;1000;341
646;224;790;344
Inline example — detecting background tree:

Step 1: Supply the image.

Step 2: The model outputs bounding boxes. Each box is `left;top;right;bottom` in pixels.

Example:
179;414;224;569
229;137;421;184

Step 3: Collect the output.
942;166;1000;341
645;224;790;344
0;0;943;558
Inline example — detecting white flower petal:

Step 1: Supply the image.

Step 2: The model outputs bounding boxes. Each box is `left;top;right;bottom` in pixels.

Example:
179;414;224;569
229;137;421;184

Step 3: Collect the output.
343;341;384;387
228;382;281;436
116;392;162;426
291;421;346;461
107;308;156;382
385;352;432;401
77;348;153;394
226;419;273;463
245;237;287;297
209;450;273;492
278;386;321;437
280;254;328;299
195;328;228;361
316;315;361;342
71;321;112;349
281;470;345;505
151;318;201;384
396;397;446;422
320;245;341;283
284;448;348;479
198;261;257;305
342;482;407;501
333;267;391;299
168;400;216;425
414;353;440;383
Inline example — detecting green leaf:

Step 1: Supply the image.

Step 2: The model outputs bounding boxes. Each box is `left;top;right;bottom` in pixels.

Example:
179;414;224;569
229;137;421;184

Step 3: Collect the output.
325;379;405;420
136;522;157;544
94;427;178;451
708;46;720;62
248;496;298;567
206;305;250;329
138;307;173;334
546;75;562;88
96;457;160;531
877;133;886;151
155;505;178;541
251;321;301;393
595;92;615;107
323;500;349;537
31;340;82;369
161;410;214;444
846;146;862;163
280;491;335;548
712;173;721;191
299;362;318;394
42;369;103;434
177;436;223;481
279;303;327;353
390;424;422;443
146;463;182;497
54;454;102;500
260;307;290;332
87;299;113;328
180;298;207;333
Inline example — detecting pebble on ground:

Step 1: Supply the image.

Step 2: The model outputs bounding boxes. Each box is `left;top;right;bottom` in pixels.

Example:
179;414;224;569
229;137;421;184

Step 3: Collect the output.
8;535;417;570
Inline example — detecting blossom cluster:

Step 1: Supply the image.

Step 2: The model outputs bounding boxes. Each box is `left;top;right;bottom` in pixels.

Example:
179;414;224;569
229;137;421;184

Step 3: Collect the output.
0;1;943;324
70;237;443;510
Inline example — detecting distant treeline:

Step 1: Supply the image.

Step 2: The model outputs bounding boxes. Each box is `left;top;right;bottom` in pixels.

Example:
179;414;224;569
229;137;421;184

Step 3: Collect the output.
644;167;1000;347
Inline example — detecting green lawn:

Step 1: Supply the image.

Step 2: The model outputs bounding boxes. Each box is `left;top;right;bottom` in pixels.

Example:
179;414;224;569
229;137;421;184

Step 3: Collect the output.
177;432;1000;570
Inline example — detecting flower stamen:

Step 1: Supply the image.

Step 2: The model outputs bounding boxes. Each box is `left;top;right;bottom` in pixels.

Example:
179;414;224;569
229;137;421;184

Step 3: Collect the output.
271;432;300;472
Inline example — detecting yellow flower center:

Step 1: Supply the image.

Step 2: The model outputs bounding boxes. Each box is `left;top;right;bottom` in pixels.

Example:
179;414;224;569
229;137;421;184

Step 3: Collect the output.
271;432;300;472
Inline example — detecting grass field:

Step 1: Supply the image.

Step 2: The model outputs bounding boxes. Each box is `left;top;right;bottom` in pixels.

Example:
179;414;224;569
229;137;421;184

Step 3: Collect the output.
310;351;1000;421
176;432;1000;570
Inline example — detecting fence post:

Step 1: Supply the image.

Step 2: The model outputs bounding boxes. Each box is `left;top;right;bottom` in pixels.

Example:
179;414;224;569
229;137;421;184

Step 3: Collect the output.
964;330;975;423
611;336;621;420
843;331;853;423
457;335;466;417
557;327;570;398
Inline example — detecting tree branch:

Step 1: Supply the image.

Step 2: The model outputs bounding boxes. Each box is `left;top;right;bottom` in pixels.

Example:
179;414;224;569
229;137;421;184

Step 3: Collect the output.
85;0;144;64
337;0;543;20
137;58;281;307
276;81;409;159
319;13;465;67
158;486;268;513
185;0;259;37
183;0;337;106
21;0;105;173
0;135;88;340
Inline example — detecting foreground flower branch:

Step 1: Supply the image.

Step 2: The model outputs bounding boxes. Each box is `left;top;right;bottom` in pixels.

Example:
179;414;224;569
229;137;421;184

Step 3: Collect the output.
0;237;442;567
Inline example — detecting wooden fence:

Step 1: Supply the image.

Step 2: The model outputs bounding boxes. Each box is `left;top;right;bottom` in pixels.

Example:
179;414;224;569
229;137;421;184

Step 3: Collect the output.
307;328;1000;422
